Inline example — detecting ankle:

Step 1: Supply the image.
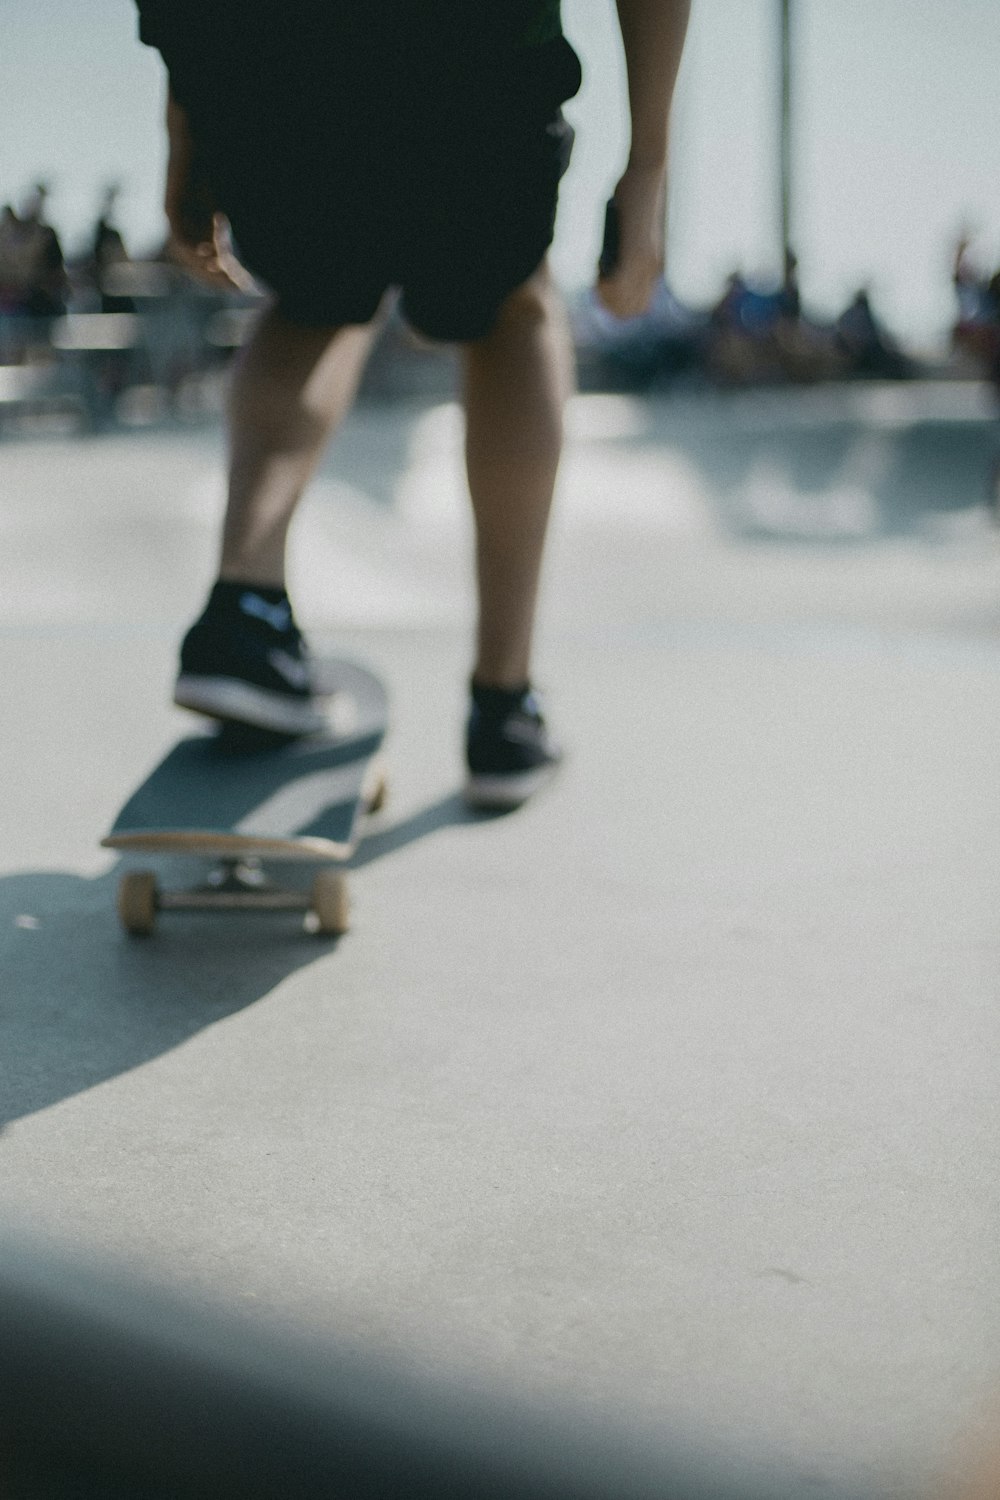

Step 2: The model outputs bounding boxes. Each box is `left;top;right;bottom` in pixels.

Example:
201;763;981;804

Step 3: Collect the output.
470;679;532;715
217;572;288;596
210;580;290;614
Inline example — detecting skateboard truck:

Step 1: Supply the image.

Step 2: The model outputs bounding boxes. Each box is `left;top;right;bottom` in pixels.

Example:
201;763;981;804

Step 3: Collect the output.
117;859;350;938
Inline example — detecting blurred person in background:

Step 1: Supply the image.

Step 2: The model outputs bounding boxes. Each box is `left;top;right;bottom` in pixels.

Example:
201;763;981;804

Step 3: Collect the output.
133;0;689;808
770;248;843;384
707;270;783;385
0;204;27;315
89;182;134;313
0;203;28;362
951;229;1000;384
16;182;68;321
834;285;913;380
0;186;67;364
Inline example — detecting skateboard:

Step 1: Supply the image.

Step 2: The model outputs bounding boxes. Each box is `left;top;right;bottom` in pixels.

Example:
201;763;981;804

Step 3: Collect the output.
101;659;388;937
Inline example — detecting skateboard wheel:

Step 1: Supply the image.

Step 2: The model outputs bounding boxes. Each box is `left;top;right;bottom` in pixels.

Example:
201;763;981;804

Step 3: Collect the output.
118;871;158;936
367;771;389;815
311;870;350;936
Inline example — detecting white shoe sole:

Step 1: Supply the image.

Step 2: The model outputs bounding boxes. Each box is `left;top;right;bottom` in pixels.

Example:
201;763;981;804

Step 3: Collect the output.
174;675;329;735
464;762;560;811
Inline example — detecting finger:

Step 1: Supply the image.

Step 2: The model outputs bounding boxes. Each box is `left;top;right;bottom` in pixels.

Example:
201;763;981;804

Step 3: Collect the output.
208;214;259;294
167;239;223;280
213;247;259;295
168;237;246;291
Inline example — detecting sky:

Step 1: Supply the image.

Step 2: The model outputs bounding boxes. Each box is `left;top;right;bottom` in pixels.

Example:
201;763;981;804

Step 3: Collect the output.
2;0;999;352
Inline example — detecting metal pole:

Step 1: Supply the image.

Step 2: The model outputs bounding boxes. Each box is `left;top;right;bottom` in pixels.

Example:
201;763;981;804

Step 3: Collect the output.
779;0;792;264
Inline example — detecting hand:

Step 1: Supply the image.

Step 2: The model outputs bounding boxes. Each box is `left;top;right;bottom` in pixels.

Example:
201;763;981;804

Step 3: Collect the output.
163;93;257;294
594;163;666;320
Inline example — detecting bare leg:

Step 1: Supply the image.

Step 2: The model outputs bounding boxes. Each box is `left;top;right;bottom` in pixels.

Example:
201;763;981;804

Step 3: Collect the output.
219;304;377;586
461;261;573;688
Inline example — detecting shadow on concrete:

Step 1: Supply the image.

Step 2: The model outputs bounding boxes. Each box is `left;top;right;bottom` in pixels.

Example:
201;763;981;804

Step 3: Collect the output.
0;1228;838;1500
615;391;999;545
0;791;493;1132
702;421;996;543
349;790;505;870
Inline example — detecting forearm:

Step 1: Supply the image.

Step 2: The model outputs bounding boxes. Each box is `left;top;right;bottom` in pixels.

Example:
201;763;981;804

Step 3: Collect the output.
162;86;254;292
615;0;691;169
166;84;188;143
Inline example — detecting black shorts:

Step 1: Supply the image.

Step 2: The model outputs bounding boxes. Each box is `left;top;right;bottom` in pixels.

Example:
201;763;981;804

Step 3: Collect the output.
174;34;582;341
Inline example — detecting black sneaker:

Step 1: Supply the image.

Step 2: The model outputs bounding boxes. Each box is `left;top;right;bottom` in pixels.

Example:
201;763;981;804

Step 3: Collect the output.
465;682;563;810
174;582;328;735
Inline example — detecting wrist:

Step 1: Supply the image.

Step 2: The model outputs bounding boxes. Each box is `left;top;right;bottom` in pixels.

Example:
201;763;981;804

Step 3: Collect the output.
166;89;192;145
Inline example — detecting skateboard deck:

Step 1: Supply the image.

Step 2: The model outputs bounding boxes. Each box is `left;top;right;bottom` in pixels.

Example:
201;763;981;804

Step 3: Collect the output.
101;658;388;936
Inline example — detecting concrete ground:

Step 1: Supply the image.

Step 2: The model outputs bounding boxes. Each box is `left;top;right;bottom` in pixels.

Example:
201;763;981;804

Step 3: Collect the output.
1;381;999;1496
